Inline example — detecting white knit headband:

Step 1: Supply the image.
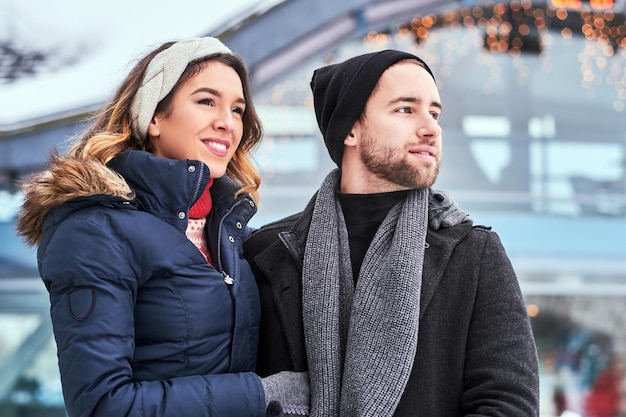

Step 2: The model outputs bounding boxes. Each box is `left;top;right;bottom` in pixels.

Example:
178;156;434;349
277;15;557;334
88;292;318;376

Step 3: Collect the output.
130;37;232;139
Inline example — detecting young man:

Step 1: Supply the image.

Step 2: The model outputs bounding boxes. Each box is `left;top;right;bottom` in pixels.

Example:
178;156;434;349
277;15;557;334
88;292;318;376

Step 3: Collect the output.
244;50;540;417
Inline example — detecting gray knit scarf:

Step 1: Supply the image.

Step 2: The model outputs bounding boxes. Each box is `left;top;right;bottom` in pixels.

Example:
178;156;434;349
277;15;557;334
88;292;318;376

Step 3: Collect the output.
303;169;428;417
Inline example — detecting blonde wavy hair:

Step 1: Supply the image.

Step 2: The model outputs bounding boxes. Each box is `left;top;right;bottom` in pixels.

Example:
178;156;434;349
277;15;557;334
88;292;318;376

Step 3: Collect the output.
67;41;263;202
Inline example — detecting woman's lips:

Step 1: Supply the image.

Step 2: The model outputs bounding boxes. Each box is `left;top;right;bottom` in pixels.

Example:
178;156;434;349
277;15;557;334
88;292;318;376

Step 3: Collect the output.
203;139;229;157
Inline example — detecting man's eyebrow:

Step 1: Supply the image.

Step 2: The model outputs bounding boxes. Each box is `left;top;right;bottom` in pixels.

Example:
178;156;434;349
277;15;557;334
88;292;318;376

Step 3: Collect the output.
389;96;443;111
191;87;246;105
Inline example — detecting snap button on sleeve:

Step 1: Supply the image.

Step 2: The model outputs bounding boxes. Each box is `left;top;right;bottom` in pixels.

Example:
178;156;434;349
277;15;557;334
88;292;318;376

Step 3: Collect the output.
187;165;196;173
236;221;243;229
178;211;186;219
228;236;235;243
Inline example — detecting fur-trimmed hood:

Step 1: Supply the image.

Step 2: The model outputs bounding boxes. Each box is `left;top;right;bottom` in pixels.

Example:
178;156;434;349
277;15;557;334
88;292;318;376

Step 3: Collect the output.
16;152;134;246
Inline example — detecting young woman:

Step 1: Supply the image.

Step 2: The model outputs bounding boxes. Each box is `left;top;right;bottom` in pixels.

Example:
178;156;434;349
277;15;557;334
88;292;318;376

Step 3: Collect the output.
16;37;308;417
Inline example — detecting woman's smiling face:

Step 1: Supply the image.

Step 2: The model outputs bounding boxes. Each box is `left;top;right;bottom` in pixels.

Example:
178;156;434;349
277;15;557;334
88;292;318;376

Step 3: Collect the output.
147;60;246;178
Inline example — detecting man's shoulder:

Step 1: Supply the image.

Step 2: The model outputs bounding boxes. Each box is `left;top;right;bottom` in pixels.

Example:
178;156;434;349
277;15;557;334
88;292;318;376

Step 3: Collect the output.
445;221;508;255
257;211;302;233
245;212;302;247
428;219;499;246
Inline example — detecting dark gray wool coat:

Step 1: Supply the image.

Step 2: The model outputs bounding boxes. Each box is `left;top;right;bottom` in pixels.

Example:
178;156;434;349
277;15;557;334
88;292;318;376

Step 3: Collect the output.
244;193;540;417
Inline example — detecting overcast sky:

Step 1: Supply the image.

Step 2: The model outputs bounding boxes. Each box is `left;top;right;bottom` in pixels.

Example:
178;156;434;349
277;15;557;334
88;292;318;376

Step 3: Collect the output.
0;0;264;124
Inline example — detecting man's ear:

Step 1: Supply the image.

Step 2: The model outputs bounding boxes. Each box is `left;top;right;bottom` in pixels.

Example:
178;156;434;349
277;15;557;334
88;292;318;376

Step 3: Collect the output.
344;132;356;146
344;121;359;146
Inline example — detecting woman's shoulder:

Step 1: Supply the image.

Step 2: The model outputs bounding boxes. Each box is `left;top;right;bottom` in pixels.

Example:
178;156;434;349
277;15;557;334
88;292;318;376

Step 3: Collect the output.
39;200;190;285
41;198;176;263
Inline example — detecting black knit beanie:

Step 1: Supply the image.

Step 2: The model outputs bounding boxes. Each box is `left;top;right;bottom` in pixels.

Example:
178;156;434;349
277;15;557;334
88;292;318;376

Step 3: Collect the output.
310;49;435;167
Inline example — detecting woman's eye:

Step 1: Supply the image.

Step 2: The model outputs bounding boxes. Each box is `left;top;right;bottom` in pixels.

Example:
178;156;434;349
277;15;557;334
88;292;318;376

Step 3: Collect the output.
232;106;245;115
198;98;215;106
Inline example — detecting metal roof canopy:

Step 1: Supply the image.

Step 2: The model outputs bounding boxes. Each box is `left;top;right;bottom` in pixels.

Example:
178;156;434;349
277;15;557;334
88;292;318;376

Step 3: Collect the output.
216;0;455;90
0;0;454;171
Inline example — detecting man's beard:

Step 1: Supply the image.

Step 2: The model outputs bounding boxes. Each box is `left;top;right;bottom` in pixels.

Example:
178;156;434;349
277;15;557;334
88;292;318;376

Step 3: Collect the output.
359;130;440;189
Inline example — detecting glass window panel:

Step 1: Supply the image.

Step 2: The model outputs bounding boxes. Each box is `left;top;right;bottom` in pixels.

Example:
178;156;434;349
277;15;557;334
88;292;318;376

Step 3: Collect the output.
0;314;40;362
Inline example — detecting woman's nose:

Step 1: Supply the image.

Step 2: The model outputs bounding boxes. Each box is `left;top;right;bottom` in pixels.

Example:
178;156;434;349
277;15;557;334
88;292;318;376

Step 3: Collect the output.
213;108;235;132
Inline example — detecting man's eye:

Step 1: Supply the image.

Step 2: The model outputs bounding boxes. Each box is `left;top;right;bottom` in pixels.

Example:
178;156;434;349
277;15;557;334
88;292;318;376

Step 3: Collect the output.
431;112;441;120
397;107;412;114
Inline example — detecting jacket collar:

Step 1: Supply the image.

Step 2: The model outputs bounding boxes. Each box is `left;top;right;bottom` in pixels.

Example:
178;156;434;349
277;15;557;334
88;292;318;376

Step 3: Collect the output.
109;150;210;220
109;150;250;223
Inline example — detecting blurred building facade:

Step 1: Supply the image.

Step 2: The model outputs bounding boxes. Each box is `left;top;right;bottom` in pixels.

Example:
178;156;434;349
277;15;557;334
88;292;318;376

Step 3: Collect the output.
1;0;625;415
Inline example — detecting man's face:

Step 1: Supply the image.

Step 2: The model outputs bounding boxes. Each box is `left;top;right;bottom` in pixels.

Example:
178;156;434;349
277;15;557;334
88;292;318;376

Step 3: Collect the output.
350;61;442;192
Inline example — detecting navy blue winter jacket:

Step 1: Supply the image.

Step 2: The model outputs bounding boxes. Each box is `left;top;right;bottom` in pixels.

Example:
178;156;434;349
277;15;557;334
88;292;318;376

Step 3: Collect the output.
27;150;264;417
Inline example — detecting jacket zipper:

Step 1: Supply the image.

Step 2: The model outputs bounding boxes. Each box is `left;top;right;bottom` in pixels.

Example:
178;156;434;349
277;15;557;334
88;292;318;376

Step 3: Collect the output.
216;197;248;287
190;166;232;286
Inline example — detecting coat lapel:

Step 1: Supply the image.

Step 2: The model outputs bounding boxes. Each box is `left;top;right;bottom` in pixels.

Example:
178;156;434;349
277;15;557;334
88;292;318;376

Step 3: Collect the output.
420;222;474;317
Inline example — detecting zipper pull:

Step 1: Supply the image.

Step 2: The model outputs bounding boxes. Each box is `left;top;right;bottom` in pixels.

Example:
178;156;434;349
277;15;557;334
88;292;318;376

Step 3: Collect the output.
222;271;234;286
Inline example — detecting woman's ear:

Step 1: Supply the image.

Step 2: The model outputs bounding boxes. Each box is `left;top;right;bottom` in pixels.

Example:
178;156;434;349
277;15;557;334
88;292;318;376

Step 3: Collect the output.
147;115;161;138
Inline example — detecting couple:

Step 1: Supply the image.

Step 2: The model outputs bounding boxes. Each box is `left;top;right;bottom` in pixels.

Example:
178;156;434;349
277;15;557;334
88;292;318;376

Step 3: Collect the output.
16;36;539;417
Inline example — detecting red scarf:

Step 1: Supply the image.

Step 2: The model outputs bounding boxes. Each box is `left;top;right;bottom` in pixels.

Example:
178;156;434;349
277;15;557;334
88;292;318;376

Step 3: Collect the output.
187;179;215;266
189;179;214;219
